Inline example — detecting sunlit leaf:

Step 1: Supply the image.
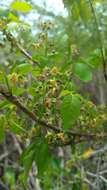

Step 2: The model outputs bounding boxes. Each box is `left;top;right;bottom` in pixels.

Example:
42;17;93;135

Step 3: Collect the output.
8;12;19;22
10;1;32;13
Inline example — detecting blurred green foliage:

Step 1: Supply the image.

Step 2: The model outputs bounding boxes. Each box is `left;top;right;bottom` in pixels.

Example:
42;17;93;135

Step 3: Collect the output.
0;0;107;189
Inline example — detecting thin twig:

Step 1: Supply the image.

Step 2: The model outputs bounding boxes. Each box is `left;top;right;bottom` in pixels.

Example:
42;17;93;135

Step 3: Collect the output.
0;151;10;161
99;170;107;175
0;180;9;190
86;145;107;158
16;42;40;66
11;133;22;154
5;31;40;66
87;171;107;184
83;177;97;189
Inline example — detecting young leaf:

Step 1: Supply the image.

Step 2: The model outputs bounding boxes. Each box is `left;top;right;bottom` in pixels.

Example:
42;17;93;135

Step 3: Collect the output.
74;62;92;82
60;94;81;129
10;1;32;13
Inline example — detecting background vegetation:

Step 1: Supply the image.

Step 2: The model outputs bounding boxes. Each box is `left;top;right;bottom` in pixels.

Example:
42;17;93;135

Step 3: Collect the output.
0;0;107;189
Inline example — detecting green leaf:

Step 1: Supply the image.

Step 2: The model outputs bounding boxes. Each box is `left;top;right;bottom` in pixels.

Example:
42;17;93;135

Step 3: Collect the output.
0;115;5;142
15;63;32;75
10;1;32;13
60;94;81;129
21;138;51;177
4;169;15;186
8;13;19;22
60;90;71;97
35;138;50;176
78;1;91;22
10;120;26;134
22;150;35;178
11;87;26;96
74;62;92;82
38;56;49;68
87;49;101;69
0;100;10;109
20;140;37;180
0;9;9;17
